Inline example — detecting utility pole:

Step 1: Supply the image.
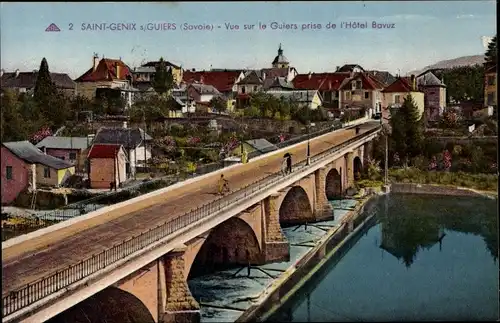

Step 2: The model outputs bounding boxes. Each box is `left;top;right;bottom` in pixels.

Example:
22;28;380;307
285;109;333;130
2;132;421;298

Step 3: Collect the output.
306;123;311;166
384;134;388;185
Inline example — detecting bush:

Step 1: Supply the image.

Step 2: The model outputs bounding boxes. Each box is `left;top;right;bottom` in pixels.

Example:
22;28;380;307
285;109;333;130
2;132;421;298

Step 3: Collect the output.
389;167;497;191
355;179;385;189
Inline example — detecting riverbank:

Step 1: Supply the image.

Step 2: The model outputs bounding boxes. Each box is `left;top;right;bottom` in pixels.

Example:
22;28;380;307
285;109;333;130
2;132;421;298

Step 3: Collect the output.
391;183;498;199
188;193;382;322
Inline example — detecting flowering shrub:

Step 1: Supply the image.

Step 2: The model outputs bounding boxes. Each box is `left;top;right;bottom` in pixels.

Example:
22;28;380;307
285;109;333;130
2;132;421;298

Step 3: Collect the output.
187;136;201;146
30;127;52;144
428;156;438;170
442;150;452;170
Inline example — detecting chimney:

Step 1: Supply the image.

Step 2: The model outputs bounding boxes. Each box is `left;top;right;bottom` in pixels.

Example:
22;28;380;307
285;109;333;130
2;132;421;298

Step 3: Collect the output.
33;69;38;74
15;69;20;77
329;81;332;90
308;71;312;80
262;72;266;80
115;62;121;79
123;121;128;129
0;69;4;77
410;74;416;91
93;53;99;72
200;75;204;84
191;68;196;72
336;66;340;72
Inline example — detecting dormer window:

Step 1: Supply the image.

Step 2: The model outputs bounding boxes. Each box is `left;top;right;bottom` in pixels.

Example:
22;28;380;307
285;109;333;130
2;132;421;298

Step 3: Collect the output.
351;82;356;90
241;86;246;94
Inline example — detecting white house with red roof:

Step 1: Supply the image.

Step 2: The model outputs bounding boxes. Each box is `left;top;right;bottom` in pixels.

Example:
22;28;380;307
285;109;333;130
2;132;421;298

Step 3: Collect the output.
87;143;127;189
381;75;425;122
338;72;386;118
75;54;136;106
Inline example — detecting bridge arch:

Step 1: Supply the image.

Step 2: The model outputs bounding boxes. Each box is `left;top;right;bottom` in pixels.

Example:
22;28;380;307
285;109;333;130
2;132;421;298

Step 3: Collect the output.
325;168;342;200
47;287;154;323
279;186;313;227
188;217;261;279
353;156;363;180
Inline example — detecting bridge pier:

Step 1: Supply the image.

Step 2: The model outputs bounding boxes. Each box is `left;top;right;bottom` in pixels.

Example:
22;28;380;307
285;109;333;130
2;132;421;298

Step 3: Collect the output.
314;167;334;221
345;152;355;189
159;248;200;323
263;195;290;263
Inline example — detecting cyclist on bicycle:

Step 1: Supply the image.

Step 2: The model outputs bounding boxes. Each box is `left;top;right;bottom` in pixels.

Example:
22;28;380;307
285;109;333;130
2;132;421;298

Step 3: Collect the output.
218;174;230;195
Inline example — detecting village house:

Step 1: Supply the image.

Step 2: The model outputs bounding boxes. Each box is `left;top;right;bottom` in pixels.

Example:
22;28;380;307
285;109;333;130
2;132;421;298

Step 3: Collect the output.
338;72;386;118
484;61;497;108
293;72;351;114
366;70;396;87
35;136;91;173
0;69;76;97
1;141;75;204
381;75;425;122
135;60;184;86
186;83;222;113
87;144;127;189
416;70;447;122
92;126;152;177
75;54;136;108
266;89;323;110
182;70;245;111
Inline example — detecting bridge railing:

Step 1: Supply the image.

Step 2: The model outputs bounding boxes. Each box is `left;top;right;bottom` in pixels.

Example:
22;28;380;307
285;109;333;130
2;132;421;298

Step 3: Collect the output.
1;125;381;319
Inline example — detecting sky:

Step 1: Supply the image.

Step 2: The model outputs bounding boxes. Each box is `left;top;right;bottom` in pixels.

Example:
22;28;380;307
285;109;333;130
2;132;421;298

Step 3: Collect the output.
0;1;496;79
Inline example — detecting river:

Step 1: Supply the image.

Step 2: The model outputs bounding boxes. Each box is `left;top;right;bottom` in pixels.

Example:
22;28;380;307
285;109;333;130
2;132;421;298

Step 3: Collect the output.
268;193;498;322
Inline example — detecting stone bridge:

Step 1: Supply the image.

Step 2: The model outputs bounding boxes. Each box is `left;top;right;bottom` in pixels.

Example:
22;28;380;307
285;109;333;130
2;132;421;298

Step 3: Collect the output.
2;121;378;323
47;147;369;323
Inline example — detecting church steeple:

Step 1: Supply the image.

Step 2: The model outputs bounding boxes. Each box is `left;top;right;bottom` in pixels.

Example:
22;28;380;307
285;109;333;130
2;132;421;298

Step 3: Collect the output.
272;43;289;68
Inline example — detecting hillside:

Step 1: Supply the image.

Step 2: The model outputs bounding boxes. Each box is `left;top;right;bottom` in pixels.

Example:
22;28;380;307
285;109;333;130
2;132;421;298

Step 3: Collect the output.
410;55;485;75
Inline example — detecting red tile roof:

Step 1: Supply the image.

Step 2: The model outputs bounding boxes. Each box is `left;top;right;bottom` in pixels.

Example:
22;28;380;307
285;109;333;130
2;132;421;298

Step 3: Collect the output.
76;58;132;82
338;72;385;91
382;77;415;93
87;144;122;159
183;71;242;92
293;72;351;91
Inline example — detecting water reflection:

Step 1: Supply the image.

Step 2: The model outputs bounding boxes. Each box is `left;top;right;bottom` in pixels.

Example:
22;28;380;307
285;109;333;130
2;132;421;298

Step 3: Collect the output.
378;194;497;267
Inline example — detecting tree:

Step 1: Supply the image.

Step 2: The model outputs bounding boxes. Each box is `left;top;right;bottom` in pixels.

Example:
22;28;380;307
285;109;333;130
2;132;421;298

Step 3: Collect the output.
390;95;424;164
152;57;174;96
485;35;497;63
440;65;484;103
210;96;227;114
34;58;57;103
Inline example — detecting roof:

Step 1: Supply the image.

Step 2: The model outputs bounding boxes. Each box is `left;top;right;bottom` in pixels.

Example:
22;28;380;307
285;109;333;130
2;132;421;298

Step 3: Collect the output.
337;64;365;73
3;141;74;169
133;66;157;73
417;71;446;87
182;71;242;92
1;72;76;89
35;136;91;151
238;71;263;85
293;72;351;91
366;70;396;86
87;144;123;159
263;76;294;90
338;72;385;91
189;83;221;95
75;58;132;82
266;90;319;103
245;139;278;154
142;60;180;69
382;77;415;93
93;127;152;149
261;68;289;79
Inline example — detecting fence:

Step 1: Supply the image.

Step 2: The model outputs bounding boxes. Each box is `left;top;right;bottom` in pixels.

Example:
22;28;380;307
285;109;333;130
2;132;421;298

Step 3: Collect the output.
2;125;380;319
2;120;351;242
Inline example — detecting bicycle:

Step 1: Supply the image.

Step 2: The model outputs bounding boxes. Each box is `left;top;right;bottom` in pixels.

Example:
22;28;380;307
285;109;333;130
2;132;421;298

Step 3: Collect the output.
218;180;230;195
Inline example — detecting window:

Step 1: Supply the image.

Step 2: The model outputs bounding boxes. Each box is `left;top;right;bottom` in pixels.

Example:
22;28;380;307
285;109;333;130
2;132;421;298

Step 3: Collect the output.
395;95;401;104
44;167;51;178
488;76;495;86
351;82;356;90
241;86;246;94
357;81;362;89
345;91;351;100
364;92;370;99
6;166;12;180
253;86;258;91
69;152;77;160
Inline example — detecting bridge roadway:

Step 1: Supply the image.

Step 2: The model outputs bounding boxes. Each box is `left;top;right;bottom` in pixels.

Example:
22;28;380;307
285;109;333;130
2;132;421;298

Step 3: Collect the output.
2;121;379;296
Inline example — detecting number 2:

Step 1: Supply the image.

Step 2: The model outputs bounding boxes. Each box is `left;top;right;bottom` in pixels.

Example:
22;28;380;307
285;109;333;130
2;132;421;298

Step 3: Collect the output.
69;23;73;30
